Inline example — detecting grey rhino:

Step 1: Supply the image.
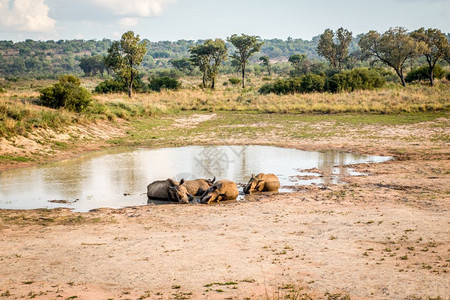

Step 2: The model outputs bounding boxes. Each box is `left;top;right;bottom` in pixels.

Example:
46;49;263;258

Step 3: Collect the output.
199;180;239;204
167;177;215;203
243;173;280;194
147;178;188;202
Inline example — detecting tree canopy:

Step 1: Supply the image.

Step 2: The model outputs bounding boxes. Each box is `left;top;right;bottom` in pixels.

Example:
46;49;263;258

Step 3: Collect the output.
411;28;449;86
189;39;227;89
105;31;147;98
227;34;264;88
359;27;418;86
317;28;353;70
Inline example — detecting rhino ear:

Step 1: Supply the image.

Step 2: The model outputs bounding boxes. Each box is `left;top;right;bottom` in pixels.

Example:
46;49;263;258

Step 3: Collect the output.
179;178;185;185
251;174;255;179
211;176;216;183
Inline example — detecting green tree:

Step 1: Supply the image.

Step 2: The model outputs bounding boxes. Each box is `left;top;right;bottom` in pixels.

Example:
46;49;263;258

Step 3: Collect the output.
39;75;92;112
79;55;105;77
189;39;227;89
411;28;449;86
288;54;310;76
169;57;194;75
104;31;147;98
317;28;353;70
227;34;263;88
359;27;418;86
259;56;271;75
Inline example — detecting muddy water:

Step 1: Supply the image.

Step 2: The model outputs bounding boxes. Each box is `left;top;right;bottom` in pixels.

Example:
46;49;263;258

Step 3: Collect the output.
0;146;391;212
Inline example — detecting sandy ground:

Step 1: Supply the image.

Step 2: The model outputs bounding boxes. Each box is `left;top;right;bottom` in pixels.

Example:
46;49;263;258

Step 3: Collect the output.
0;114;449;299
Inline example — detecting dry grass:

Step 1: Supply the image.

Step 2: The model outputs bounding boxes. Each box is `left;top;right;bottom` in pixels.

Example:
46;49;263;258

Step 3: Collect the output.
100;82;450;114
1;77;448;139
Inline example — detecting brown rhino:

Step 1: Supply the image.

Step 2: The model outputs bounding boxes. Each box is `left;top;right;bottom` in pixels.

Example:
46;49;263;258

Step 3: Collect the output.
199;180;239;204
147;178;184;201
167;177;215;203
243;173;280;194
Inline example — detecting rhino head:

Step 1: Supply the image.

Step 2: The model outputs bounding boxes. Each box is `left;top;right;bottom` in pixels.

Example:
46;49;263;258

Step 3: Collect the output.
243;174;265;194
167;179;193;204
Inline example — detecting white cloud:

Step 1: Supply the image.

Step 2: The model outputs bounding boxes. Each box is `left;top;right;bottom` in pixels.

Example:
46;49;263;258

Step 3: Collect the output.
119;18;139;28
91;0;176;17
0;0;55;32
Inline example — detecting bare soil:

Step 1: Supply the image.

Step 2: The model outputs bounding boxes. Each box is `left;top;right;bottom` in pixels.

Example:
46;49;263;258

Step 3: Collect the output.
0;113;449;299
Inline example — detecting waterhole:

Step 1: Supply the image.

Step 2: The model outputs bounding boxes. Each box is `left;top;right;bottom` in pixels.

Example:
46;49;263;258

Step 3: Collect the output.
0;145;391;212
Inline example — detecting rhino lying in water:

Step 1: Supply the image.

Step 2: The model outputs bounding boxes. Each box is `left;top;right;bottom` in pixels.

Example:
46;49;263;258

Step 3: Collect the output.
167;177;215;203
147;178;185;202
243;173;280;194
199;180;239;204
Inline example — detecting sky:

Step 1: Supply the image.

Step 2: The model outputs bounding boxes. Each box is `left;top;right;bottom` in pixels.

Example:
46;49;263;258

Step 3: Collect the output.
0;0;449;42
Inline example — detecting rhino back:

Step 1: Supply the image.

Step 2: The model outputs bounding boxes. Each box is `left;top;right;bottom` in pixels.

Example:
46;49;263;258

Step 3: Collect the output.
147;181;170;200
183;179;211;195
218;180;239;200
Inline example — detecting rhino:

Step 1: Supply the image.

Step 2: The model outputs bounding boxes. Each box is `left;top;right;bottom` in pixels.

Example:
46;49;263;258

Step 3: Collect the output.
147;178;183;201
199;180;239;204
167;177;215;203
243;173;280;194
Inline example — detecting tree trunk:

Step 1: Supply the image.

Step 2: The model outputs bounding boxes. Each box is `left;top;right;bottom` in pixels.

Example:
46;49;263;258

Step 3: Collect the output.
429;67;434;86
211;76;215;89
396;68;406;87
241;62;245;88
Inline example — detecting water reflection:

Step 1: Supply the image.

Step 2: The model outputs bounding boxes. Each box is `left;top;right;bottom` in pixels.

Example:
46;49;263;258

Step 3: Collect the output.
0;146;391;212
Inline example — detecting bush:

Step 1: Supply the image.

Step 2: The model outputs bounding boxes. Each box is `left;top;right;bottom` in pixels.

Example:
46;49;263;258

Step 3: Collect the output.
149;76;181;92
446;73;450;81
405;65;446;83
94;76;148;94
259;68;384;95
259;74;325;94
39;75;91;112
0;87;6;93
228;77;242;85
326;68;385;93
94;79;126;93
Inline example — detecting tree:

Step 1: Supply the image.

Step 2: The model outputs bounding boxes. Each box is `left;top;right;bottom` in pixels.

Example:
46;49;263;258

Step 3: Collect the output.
40;75;91;112
189;39;227;89
227;34;263;88
169;57;194;75
259;56;271;75
317;28;352;70
411;28;449;86
104;31;147;98
359;27;418;87
79;55;105;77
288;54;310;76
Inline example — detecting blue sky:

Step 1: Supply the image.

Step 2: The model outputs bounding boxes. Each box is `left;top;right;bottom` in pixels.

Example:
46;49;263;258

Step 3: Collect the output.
1;0;449;42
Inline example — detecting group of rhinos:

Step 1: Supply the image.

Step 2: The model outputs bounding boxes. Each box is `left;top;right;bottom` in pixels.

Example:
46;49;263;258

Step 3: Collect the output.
147;173;280;204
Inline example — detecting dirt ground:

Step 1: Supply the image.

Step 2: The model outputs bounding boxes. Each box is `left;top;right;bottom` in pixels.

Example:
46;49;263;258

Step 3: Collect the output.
0;114;449;299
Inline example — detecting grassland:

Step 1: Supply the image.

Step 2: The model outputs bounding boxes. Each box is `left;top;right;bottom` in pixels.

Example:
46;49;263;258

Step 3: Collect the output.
0;78;449;299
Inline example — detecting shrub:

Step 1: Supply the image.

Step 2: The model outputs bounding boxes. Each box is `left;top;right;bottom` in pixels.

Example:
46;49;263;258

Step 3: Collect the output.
259;75;325;94
405;65;446;83
228;77;242;85
259;69;384;94
300;73;325;92
0;87;6;93
446;72;450;81
149;76;181;92
326;68;385;93
94;79;126;93
94;76;148;94
39;75;92;112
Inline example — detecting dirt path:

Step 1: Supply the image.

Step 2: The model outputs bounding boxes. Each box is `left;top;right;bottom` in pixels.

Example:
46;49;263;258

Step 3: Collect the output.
0;113;449;299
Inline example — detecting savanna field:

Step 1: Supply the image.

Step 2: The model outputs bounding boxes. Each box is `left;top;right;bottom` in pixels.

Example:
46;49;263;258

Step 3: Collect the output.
1;24;450;299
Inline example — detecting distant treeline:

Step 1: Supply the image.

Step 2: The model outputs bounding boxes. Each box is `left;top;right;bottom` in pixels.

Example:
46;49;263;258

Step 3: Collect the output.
0;36;333;78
